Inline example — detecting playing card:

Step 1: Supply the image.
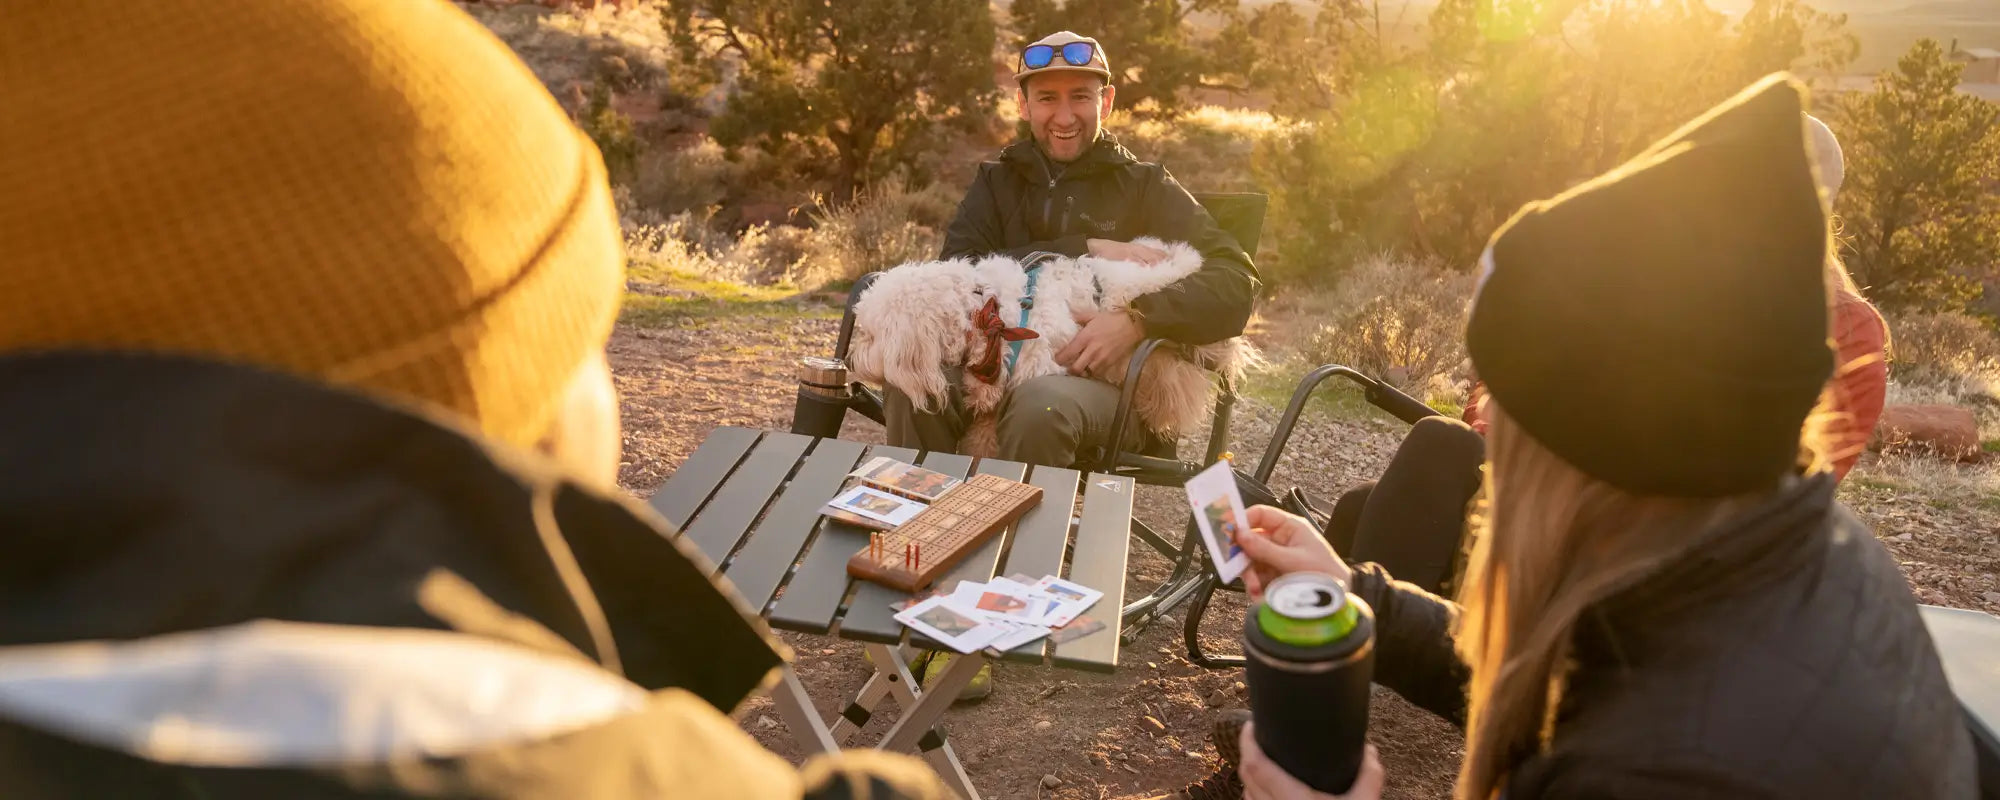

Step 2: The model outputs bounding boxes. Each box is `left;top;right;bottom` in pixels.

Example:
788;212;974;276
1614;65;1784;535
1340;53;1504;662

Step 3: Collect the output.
894;596;1007;654
887;580;962;613
823;485;926;526
1033;575;1104;627
1048;616;1106;644
983;621;1052;655
1185;459;1252;584
964;581;1060;626
850;456;963;502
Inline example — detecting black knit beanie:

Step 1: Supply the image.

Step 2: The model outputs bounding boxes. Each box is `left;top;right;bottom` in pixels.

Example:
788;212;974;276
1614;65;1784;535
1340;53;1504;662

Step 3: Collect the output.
1465;73;1834;497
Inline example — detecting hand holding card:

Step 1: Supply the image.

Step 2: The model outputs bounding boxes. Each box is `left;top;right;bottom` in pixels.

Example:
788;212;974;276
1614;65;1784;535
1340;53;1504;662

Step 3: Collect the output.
1185;459;1252;584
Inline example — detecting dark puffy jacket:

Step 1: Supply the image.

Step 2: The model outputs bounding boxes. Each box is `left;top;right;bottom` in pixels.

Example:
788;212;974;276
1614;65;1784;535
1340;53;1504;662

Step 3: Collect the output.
1351;473;1977;798
940;134;1259;346
0;353;949;800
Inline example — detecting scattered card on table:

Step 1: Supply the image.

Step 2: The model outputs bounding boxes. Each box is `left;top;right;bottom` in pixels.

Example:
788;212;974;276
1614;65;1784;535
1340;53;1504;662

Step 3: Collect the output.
1185;459;1252;584
894;596;1006;654
1048;616;1105;644
888;580;961;613
849;456;963;502
969;584;1058;626
1033;576;1103;626
982;621;1051;655
822;485;926;527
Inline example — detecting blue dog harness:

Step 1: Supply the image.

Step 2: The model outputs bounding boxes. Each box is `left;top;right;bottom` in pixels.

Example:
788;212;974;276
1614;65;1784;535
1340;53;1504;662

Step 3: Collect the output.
1005;252;1103;375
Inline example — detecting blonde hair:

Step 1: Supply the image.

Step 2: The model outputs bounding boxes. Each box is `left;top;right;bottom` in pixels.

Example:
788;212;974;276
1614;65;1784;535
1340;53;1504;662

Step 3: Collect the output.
1451;402;1835;799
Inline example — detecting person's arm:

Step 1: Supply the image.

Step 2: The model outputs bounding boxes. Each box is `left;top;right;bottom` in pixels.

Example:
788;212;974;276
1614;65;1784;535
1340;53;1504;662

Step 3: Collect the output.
1238;507;1469;728
1827;293;1888;482
1346;561;1470;728
939;164;1088;261
1126;166;1260;345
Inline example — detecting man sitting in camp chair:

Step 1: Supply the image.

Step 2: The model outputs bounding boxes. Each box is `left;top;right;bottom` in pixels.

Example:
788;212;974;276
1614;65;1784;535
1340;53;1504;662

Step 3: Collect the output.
883;31;1260;471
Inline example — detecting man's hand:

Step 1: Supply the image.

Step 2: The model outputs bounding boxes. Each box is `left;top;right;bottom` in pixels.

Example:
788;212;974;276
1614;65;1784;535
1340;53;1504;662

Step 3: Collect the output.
1087;238;1169;265
1055;310;1145;380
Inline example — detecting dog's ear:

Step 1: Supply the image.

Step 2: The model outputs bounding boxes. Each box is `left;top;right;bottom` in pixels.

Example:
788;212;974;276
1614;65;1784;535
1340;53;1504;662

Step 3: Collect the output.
847;328;882;382
871;300;965;414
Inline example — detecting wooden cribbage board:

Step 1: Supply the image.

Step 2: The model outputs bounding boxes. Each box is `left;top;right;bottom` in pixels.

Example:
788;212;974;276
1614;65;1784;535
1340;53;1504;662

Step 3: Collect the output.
845;473;1043;592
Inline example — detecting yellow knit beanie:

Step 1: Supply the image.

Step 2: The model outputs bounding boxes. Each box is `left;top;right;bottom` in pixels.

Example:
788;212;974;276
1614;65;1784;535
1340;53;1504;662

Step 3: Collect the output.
0;0;624;448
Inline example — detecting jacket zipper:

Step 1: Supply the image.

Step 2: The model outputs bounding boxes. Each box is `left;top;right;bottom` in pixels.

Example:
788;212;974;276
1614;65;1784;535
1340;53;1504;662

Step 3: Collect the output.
1040;155;1059;233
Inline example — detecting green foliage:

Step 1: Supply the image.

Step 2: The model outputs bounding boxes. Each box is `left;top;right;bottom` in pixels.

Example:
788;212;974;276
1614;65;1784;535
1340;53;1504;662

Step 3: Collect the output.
660;0;997;202
1240;0;1861;282
1833;39;2000;312
1007;0;1250;117
577;80;640;184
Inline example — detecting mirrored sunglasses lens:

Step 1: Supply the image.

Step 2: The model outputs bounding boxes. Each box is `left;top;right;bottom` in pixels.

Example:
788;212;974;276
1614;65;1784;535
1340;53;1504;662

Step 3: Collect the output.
1023;45;1055;69
1060;42;1095;66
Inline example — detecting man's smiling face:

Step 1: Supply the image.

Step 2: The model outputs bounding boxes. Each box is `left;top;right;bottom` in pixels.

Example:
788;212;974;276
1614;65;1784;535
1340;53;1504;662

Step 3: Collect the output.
1021;71;1114;164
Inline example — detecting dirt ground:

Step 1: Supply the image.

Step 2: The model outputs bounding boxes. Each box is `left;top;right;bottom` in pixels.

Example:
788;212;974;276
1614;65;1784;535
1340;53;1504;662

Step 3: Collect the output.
610;309;2000;800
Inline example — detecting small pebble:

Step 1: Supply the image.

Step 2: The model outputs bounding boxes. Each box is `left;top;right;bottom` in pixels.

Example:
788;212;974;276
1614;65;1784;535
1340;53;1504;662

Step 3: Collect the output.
1895;533;1914;542
1035;720;1053;731
1041;774;1063;789
1147;661;1159;669
1143;715;1166;731
820;648;836;655
1983;591;2000;605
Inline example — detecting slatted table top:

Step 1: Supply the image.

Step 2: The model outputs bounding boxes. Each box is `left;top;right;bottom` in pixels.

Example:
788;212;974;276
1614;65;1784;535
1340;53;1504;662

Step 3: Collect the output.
649;426;1135;673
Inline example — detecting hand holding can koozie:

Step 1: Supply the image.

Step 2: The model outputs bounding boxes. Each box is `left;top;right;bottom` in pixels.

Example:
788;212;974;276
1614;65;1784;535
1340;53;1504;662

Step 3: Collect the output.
1242;572;1376;794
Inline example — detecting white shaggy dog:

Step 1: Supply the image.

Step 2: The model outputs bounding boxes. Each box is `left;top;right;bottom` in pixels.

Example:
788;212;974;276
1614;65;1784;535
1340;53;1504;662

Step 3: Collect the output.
846;238;1255;458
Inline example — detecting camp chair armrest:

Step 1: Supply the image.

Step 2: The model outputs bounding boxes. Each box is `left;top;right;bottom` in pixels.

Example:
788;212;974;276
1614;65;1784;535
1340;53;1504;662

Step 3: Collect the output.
1102;339;1179;473
1253;364;1440;484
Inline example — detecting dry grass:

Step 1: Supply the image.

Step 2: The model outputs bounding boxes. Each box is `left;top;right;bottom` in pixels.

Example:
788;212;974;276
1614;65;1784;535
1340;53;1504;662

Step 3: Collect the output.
1303;252;1476;399
618;179;955;291
463;1;680;105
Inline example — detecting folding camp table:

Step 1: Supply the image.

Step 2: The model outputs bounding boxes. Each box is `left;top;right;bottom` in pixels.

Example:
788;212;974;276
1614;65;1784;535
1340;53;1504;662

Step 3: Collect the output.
649;426;1136;799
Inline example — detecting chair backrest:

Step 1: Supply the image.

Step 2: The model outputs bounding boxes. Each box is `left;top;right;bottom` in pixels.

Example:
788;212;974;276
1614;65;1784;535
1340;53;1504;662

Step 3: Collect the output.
1192;192;1269;260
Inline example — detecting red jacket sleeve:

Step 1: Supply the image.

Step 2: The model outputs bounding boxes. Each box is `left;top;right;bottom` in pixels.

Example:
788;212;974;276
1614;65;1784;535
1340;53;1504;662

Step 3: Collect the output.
1462;381;1491;436
1825;291;1889;483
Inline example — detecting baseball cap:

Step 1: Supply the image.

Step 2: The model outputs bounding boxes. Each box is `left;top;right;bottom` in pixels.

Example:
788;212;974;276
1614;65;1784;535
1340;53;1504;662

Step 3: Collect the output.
1014;31;1112;85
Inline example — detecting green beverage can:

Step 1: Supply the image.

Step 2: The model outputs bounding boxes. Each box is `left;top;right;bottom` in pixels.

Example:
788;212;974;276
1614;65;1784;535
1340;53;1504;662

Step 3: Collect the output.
1242;572;1376;793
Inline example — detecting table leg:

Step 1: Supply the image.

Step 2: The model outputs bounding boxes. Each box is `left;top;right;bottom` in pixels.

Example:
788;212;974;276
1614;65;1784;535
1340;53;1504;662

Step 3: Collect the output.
878;651;985;753
921;739;981;800
771;665;838;755
876;652;986;799
830;644;922;745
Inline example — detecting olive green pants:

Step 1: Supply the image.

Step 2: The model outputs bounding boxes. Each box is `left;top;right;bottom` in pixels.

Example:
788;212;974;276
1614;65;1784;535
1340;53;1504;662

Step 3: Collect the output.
882;367;1134;469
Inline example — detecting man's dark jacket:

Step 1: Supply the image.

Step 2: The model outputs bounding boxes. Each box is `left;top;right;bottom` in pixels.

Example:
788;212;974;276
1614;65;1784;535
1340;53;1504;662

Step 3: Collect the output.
1351;473;1977;798
940;134;1258;346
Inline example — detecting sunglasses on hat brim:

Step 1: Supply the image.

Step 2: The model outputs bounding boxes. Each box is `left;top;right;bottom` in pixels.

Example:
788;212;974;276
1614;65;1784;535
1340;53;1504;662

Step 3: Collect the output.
1022;41;1097;71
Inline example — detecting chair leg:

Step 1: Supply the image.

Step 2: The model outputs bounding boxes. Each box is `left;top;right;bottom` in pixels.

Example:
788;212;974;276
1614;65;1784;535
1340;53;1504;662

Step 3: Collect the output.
1131;517;1181;560
1121;516;1212;639
1185;576;1247;670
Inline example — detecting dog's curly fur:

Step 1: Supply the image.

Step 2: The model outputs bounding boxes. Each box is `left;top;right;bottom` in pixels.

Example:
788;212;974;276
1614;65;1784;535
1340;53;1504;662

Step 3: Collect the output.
847;238;1256;457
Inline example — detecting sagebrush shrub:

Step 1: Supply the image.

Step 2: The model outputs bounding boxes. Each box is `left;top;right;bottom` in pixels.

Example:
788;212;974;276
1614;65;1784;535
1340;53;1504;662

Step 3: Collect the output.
1304;253;1476;393
1889;311;2000;384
